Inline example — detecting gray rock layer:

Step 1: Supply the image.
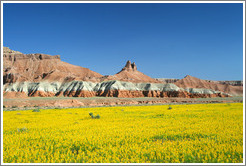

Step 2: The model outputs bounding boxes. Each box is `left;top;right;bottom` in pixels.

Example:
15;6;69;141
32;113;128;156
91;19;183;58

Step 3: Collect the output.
3;80;230;97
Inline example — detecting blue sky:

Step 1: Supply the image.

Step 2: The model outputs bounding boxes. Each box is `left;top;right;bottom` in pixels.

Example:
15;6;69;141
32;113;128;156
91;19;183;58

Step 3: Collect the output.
3;3;243;80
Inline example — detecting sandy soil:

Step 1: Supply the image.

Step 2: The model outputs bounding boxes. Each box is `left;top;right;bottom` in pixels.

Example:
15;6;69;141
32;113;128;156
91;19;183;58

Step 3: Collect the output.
3;96;243;110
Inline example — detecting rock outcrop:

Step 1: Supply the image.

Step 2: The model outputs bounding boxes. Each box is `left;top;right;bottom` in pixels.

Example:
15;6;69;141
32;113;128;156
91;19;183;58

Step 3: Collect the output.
102;60;161;83
3;47;103;83
3;47;242;98
121;60;137;71
3;80;231;98
207;80;243;86
175;75;243;96
156;78;180;84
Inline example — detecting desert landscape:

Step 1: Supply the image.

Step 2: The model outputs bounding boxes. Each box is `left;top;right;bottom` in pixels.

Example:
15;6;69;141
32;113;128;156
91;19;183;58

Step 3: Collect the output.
2;2;244;164
2;47;244;163
3;48;244;164
3;47;243;109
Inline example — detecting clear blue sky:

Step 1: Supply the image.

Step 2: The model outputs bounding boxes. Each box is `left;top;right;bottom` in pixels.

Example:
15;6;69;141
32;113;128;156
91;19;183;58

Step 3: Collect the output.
3;3;243;80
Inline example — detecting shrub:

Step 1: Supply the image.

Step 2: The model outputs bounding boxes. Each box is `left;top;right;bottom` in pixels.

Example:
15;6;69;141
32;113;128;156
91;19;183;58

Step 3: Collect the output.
70;144;80;155
12;106;18;108
17;127;28;133
89;112;95;119
32;108;40;112
3;105;6;108
89;112;100;119
95;114;100;119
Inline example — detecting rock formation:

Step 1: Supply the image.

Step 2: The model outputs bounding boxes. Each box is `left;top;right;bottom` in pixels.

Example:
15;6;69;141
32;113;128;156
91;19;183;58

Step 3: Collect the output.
3;47;103;83
156;78;179;84
102;60;161;83
3;47;243;98
206;80;243;86
121;60;137;71
174;75;243;96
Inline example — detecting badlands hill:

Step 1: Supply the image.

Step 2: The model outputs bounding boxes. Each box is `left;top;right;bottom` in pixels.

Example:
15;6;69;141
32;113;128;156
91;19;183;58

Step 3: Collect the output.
3;47;243;98
102;60;160;83
3;47;103;83
175;75;243;96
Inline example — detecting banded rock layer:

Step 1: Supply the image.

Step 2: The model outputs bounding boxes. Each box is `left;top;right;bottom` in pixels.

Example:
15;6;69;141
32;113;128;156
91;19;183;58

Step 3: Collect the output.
3;80;230;98
3;47;242;98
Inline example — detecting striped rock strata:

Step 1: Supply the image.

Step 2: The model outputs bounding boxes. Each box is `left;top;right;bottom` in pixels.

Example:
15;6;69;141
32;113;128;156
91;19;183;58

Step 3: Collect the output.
3;47;240;98
3;80;230;98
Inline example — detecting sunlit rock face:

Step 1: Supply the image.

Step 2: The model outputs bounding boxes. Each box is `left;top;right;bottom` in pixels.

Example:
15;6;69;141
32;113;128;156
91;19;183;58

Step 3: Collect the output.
3;47;242;98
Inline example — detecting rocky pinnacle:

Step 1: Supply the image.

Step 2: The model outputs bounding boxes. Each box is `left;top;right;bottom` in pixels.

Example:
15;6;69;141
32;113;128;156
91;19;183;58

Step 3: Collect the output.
122;60;137;71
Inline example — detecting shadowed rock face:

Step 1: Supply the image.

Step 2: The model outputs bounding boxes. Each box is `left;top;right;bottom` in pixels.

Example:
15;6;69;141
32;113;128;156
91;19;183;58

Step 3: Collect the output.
3;47;242;98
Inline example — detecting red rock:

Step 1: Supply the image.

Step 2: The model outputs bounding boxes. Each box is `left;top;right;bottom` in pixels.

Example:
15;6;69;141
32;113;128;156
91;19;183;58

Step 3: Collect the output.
175;75;242;96
102;60;161;83
3;47;103;83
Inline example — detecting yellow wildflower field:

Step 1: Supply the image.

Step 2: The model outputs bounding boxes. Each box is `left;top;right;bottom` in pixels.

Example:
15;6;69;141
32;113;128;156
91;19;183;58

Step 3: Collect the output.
3;103;243;163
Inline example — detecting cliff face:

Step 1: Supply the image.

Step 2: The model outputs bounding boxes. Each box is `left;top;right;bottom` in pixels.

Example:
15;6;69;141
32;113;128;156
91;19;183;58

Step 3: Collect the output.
3;47;242;98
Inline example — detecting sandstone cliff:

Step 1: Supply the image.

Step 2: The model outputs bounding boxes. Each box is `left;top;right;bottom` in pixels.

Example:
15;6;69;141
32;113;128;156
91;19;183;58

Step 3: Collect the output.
3;47;242;98
3;47;103;84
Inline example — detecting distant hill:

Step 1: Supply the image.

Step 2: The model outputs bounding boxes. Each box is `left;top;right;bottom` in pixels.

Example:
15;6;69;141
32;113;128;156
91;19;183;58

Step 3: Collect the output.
3;47;243;98
175;75;243;96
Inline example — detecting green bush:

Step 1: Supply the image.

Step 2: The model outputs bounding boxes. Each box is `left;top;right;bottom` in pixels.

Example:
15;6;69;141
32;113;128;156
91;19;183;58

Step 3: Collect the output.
12;106;18;108
32;108;40;112
17;127;28;133
3;105;6;108
89;112;100;119
95;114;100;119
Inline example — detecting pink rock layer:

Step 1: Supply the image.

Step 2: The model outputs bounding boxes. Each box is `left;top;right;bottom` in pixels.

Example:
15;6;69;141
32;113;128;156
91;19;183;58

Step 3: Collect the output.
3;90;230;98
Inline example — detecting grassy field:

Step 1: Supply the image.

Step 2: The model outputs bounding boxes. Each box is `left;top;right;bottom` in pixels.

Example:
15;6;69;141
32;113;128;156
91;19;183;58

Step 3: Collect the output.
3;103;243;163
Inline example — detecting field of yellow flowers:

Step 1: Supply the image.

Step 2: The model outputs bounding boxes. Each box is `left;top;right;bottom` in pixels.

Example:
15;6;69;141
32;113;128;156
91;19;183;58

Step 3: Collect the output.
3;103;243;163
